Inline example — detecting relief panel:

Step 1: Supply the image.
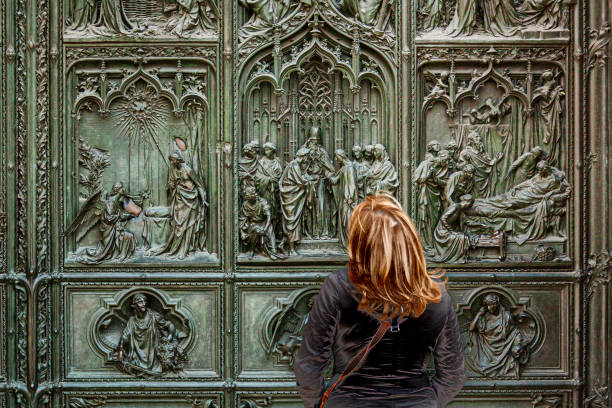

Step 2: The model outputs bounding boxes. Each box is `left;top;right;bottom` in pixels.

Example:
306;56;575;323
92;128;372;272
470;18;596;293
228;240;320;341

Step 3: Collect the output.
236;4;399;264
416;0;571;40
236;284;319;379
415;47;572;264
63;48;221;267
237;392;302;408
0;285;5;382
64;392;223;408
64;284;221;380
448;392;569;408
64;0;220;40
450;283;570;379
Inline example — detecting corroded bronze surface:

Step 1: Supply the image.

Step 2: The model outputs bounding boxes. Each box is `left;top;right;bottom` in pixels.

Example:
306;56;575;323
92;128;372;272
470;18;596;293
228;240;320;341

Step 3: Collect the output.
0;0;610;407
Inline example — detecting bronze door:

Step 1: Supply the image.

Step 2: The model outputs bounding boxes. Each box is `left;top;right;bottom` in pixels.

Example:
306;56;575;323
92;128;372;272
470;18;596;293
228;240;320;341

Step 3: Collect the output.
0;0;610;407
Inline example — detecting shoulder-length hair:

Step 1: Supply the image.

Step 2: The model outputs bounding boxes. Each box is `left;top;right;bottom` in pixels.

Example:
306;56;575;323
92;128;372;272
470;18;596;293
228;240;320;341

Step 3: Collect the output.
347;193;443;319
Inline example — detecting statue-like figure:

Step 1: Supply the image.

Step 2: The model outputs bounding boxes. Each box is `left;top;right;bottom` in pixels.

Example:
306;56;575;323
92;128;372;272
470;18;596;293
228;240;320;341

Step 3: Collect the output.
444;164;476;207
459;132;504;198
421;0;444;31
424;140;442;160
239;142;260;189
117;293;188;377
239;186;282;260
363;144;375;168
166;0;218;37
532;70;565;166
279;148;314;256
467;294;527;378
445;140;460;172
505;146;547;187
255;142;283;235
433;194;477;263
414;150;451;250
94;0;134;35
351;145;369;200
68;0;100;31
337;0;393;29
65;182;146;264
239;0;308;41
466;162;571;245
327;149;358;248
448;0;522;37
155;152;208;259
520;0;564;30
363;144;399;196
302;127;334;239
425;72;450;99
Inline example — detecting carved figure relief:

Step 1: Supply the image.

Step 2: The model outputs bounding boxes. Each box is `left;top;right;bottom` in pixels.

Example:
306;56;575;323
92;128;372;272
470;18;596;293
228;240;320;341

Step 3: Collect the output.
89;288;195;377
260;288;318;367
418;56;570;263
66;60;218;264
238;15;398;261
417;0;570;38
66;0;219;38
456;287;544;379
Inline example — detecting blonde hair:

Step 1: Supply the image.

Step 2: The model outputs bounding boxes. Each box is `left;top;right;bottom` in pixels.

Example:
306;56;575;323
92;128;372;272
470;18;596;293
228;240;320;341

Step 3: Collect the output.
347;193;443;319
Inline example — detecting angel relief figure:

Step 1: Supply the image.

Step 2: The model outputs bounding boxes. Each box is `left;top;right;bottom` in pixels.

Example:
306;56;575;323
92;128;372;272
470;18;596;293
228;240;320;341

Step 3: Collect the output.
65;182;149;264
267;294;317;367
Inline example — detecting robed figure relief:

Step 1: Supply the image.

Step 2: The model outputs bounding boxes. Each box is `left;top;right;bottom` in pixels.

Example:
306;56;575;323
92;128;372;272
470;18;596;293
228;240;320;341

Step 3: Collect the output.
240;186;284;260
154;152;208;259
116;293;188;377
302;127;335;239
467;294;529;378
279;148;314;257
326;149;358;248
239;0;310;41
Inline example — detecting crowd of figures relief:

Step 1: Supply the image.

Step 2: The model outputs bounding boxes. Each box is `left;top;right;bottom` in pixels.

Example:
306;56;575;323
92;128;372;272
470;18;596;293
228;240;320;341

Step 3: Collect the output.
239;128;398;260
66;61;216;264
417;56;571;263
65;0;219;37
417;0;570;37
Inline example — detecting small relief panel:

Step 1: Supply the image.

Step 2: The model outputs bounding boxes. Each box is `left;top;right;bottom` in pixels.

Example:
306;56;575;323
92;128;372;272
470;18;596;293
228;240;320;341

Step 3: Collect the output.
237;9;399;264
450;283;569;379
237;392;302;408
415;47;571;264
416;0;571;40
64;284;221;380
448;392;568;408
237;285;319;379
64;0;219;40
65;392;222;408
64;50;220;267
237;0;396;62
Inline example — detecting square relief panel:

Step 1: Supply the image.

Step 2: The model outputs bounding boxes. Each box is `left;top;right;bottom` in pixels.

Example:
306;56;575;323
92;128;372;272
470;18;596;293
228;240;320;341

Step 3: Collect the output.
237;392;302;408
449;392;570;408
236;284;318;380
415;47;572;265
449;282;570;379
64;392;223;408
62;47;222;269
63;283;221;380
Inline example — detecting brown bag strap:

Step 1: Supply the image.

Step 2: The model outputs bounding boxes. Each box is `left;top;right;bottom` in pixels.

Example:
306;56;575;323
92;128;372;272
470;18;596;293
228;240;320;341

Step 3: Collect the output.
319;321;391;408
